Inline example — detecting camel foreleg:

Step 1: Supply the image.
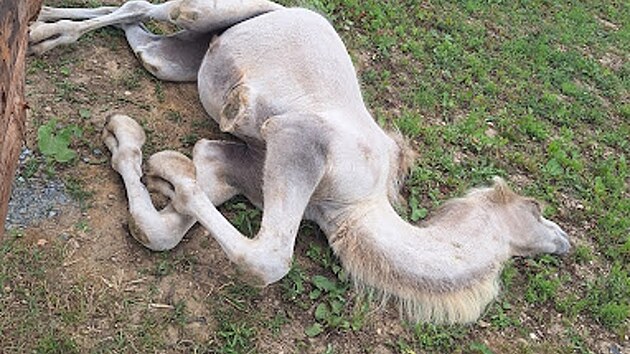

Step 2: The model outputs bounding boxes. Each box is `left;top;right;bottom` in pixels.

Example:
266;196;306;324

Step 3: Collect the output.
103;115;266;251
102;115;197;251
149;114;328;285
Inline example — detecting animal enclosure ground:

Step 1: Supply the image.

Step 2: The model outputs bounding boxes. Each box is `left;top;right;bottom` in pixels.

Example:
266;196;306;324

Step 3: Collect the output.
1;0;628;353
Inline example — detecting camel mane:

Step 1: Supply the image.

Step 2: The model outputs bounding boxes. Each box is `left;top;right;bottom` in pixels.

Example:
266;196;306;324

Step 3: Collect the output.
423;177;518;227
329;219;501;323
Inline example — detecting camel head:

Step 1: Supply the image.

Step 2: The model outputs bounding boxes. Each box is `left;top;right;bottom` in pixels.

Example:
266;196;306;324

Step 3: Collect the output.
486;177;571;257
323;174;573;323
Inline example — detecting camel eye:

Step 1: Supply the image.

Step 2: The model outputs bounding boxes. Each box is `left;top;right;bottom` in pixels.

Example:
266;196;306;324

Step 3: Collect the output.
528;200;543;217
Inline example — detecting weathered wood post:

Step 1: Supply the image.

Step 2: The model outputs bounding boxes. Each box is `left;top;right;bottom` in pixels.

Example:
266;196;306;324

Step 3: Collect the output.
0;0;43;233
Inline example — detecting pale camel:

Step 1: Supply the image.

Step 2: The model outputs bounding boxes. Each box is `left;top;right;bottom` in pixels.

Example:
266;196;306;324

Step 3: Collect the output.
29;0;570;323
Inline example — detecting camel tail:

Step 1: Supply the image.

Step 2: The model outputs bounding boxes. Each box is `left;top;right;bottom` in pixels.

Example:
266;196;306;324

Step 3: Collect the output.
328;221;501;324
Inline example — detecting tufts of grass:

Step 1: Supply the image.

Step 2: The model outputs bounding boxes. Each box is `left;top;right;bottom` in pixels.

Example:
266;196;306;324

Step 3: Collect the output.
410;323;470;353
36;333;79;354
0;237;79;353
222;199;262;239
217;321;256;354
584;264;630;329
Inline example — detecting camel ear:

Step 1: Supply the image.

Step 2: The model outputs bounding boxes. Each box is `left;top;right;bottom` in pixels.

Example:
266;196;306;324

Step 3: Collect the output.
387;129;417;178
385;129;417;206
490;177;516;204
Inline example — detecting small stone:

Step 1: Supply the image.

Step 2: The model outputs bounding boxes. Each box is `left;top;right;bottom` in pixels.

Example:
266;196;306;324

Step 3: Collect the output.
485;127;498;137
44;106;52;112
82;157;90;163
19;148;32;161
529;332;538;341
69;239;80;249
124;90;132;96
609;344;621;354
478;320;490;328
93;148;103;156
47;210;57;218
36;239;48;246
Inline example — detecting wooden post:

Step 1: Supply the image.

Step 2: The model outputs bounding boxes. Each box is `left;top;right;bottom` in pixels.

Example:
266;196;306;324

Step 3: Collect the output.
0;0;43;233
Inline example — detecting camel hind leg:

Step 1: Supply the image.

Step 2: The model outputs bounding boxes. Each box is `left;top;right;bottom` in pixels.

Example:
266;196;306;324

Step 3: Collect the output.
121;24;214;82
37;6;118;22
29;0;283;55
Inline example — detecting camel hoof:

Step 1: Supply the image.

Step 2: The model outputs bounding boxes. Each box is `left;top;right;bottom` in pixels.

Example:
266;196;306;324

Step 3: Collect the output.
28;21;51;44
147;151;198;215
28;20;80;55
103;114;146;151
146;151;196;189
102;114;146;173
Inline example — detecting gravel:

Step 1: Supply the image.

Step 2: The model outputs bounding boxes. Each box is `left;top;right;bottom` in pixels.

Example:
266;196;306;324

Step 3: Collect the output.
4;148;73;230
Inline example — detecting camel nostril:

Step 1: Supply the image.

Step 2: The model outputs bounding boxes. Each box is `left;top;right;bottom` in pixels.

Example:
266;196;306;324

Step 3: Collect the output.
554;237;571;255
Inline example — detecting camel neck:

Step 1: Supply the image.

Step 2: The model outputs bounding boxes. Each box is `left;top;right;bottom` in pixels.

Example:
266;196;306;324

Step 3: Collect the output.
323;199;508;323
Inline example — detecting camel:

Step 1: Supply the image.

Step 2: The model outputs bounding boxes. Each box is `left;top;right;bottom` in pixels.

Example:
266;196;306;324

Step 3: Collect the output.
29;0;570;324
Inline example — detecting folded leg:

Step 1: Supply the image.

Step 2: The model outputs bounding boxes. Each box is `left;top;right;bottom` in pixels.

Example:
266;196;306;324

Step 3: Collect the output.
103;115;197;251
151;114;328;285
104;114;267;251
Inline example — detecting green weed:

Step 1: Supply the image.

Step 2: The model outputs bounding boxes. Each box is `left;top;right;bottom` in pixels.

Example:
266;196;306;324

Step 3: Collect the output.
411;323;469;352
281;262;308;303
65;176;94;209
37;118;82;163
36;334;79;354
224;200;261;238
217;321;256;354
584;264;630;328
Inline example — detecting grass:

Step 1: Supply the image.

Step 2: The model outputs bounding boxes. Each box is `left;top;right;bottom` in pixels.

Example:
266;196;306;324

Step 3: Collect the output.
2;0;628;352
